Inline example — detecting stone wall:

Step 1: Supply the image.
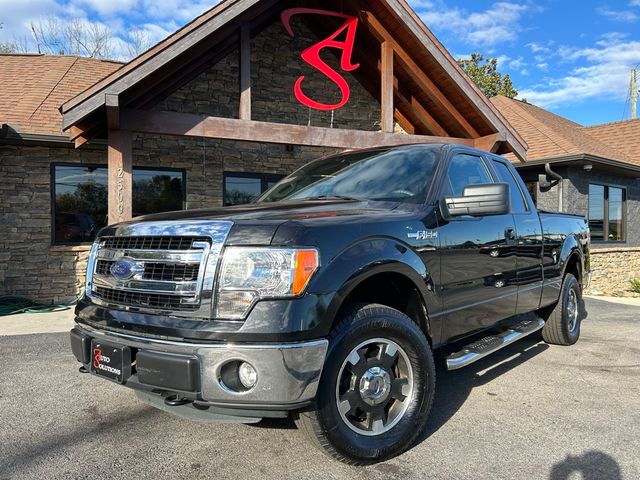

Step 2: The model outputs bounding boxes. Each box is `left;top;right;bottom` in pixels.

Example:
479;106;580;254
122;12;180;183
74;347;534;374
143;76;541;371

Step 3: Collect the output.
589;247;640;296
0;137;336;302
0;144;104;302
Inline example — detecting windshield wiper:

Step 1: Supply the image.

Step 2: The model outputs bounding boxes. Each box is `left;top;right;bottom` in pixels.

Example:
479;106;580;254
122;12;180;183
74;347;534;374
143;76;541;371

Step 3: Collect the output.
300;195;361;202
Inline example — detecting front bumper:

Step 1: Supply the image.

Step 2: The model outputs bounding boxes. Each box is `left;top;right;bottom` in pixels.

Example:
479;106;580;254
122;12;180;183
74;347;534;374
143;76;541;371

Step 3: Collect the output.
70;324;328;415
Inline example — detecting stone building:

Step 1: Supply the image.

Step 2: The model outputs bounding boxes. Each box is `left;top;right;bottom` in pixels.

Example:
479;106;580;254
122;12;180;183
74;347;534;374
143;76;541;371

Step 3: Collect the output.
493;95;640;295
1;0;526;302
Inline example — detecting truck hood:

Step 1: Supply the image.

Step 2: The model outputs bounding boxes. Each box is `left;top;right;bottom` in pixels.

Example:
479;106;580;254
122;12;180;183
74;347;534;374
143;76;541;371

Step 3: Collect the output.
100;200;409;246
121;199;402;224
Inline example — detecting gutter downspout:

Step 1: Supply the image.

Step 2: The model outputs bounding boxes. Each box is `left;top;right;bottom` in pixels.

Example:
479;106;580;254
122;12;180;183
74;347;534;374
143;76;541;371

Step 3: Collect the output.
545;163;563;212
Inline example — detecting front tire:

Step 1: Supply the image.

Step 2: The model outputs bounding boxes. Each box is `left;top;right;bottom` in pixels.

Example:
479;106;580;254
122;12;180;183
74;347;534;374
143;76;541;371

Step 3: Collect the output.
539;273;582;345
295;303;435;465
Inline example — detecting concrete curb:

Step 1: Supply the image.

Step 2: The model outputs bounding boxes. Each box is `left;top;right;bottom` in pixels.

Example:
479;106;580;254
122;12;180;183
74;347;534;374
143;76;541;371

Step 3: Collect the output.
584;295;640;307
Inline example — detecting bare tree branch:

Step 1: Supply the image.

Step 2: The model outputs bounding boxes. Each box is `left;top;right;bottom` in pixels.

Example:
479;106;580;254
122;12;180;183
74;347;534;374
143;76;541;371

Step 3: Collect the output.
125;29;154;58
29;16;114;59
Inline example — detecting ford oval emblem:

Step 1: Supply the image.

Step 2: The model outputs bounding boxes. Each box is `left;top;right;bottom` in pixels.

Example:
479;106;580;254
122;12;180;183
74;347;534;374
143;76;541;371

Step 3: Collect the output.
110;259;143;280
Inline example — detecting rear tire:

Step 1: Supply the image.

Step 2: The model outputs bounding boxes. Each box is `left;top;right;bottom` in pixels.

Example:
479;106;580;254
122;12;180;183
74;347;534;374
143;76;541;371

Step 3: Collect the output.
295;303;435;465
539;274;582;346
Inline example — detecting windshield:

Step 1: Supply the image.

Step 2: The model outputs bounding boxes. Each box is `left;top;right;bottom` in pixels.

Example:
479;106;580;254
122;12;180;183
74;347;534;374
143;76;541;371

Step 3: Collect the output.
258;146;440;204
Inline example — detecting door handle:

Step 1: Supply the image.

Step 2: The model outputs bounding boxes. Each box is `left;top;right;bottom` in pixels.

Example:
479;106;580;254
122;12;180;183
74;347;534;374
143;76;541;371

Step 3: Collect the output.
505;228;516;240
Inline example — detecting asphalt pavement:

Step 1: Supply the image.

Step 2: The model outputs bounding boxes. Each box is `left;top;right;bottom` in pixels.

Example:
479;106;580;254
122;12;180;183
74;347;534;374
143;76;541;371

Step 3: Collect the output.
0;297;638;479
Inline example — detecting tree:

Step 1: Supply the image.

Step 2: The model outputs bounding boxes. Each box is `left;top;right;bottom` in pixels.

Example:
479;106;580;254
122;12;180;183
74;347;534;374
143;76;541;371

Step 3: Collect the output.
2;17;153;60
457;53;518;99
0;21;16;53
30;17;113;58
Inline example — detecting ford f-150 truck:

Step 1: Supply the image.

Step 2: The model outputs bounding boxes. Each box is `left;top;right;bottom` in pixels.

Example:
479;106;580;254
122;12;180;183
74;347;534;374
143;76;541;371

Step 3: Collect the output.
70;144;590;464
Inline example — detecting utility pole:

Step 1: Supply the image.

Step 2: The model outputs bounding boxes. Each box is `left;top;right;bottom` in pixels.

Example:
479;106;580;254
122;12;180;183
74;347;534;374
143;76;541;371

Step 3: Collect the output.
632;68;638;120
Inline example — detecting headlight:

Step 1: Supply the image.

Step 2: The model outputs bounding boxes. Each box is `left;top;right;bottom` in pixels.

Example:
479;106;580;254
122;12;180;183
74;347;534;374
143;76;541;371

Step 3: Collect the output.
216;247;319;319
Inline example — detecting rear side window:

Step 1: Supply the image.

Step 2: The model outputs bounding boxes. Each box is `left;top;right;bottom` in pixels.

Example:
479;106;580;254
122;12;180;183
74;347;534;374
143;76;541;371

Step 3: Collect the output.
445;153;493;197
492;160;528;213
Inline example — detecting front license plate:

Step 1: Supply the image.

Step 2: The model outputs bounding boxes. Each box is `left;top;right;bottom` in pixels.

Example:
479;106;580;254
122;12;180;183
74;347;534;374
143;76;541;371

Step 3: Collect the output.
91;341;128;383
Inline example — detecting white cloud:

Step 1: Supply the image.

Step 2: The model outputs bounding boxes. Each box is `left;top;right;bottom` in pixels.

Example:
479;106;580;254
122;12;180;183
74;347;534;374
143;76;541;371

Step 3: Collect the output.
71;0;138;17
518;35;640;108
0;0;60;38
415;1;534;47
496;54;529;74
527;42;549;53
597;7;639;22
630;0;640;7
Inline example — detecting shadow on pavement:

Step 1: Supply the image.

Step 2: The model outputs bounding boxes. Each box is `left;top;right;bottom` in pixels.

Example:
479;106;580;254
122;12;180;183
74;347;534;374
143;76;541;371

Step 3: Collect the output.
549;451;622;480
417;335;549;444
248;417;297;429
0;407;159;478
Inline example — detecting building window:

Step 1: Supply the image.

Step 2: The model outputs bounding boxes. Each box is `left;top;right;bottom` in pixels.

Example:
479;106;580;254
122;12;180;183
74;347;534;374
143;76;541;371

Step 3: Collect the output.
53;164;186;245
224;172;283;206
588;184;626;242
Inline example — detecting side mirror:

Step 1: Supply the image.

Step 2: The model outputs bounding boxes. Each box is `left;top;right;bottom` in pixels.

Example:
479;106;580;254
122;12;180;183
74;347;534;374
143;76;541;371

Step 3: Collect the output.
444;183;510;217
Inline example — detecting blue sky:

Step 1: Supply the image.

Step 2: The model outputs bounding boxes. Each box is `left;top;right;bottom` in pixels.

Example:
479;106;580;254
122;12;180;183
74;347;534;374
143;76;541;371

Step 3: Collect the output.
1;0;639;126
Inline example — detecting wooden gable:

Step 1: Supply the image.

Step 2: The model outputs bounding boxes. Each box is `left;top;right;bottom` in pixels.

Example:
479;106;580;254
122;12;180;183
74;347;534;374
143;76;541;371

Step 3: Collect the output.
61;0;527;160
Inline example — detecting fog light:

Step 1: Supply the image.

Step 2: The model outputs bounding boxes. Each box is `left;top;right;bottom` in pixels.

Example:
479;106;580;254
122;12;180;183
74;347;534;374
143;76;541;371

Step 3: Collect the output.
238;362;258;389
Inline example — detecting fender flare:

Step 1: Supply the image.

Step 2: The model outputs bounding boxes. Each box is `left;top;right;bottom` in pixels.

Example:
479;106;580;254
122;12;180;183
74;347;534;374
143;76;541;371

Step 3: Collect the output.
308;236;435;337
558;234;584;280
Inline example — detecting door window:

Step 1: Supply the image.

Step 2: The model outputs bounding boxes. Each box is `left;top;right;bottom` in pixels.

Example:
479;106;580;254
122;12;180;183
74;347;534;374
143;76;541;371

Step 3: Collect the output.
492;160;528;213
445;153;493;197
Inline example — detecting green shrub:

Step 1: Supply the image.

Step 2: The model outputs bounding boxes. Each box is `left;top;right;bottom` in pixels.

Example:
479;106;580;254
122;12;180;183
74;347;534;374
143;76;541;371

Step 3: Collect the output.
630;279;640;293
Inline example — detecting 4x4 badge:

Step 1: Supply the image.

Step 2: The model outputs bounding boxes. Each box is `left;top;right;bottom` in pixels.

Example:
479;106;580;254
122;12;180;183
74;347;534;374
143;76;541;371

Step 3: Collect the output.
408;230;438;240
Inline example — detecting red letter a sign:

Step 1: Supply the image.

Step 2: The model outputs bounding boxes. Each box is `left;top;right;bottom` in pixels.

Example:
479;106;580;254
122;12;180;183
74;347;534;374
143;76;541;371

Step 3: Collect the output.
281;8;361;111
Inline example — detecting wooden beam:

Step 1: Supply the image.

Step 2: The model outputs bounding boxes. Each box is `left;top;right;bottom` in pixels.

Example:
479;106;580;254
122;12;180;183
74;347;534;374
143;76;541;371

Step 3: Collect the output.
120;109;475;150
108;130;133;223
394;108;415;135
410;97;449;137
61;0;280;129
239;24;252;121
474;133;503;153
105;94;119;130
363;12;479;138
375;59;448;137
381;41;394;133
130;31;239;110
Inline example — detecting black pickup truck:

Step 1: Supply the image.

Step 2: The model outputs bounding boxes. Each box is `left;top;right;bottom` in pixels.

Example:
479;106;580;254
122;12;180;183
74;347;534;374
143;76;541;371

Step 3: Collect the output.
70;144;590;464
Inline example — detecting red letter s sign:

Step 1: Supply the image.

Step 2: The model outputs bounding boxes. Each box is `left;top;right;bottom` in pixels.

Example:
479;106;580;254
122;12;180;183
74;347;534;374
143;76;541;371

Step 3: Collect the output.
281;8;360;111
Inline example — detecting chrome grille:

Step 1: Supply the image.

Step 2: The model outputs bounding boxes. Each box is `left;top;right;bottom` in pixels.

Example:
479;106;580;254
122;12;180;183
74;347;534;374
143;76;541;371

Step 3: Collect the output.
86;221;233;318
95;259;200;282
94;286;200;311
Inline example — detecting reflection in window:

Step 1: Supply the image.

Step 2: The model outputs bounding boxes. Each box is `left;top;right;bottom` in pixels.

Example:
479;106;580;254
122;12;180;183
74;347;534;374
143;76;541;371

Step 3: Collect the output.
224;173;283;206
588;184;625;242
608;187;624;241
53;165;185;244
492;160;528;213
446;154;492;197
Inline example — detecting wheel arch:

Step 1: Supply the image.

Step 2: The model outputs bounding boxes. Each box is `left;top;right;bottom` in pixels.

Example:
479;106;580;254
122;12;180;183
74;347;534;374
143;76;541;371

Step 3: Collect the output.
330;263;433;344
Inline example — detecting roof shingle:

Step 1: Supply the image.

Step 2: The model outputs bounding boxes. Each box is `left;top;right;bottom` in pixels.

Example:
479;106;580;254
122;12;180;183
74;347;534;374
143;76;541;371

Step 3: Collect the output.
0;54;122;136
491;95;638;165
583;119;640;164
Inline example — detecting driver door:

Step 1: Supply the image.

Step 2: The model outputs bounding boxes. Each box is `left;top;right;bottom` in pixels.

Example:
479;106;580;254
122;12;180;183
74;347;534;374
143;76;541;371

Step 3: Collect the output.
438;152;518;343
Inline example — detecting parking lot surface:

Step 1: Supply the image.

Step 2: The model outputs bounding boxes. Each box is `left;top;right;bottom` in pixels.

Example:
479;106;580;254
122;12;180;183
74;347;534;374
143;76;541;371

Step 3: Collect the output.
1;297;638;480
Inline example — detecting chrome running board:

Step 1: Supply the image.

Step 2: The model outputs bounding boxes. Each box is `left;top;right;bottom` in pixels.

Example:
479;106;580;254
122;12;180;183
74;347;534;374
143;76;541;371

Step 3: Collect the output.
446;317;545;370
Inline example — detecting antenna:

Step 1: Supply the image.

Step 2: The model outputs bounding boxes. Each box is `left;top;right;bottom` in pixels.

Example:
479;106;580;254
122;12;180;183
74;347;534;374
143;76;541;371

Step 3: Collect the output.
632;68;638;120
